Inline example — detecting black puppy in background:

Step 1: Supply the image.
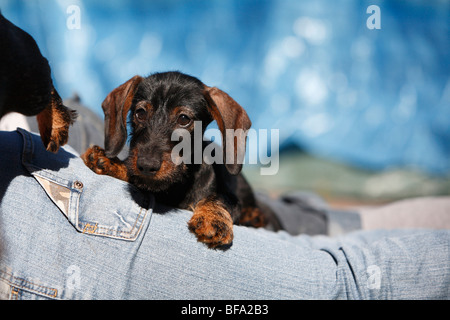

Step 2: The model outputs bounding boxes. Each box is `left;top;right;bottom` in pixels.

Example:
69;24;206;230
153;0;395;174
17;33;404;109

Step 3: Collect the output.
0;12;76;152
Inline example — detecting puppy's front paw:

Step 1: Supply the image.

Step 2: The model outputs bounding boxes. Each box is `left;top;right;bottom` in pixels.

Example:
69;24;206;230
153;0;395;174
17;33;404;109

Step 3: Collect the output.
82;145;108;173
81;146;128;181
188;199;234;249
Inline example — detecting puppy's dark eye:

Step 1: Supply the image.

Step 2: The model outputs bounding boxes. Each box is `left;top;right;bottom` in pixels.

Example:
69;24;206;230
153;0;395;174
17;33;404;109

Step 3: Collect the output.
177;114;191;127
135;108;147;122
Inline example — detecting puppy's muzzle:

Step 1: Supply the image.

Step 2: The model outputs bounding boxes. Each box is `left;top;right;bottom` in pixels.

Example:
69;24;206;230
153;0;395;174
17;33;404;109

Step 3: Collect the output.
136;157;162;175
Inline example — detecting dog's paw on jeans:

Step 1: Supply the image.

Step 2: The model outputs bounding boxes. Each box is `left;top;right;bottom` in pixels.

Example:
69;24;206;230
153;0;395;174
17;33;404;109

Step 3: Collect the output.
81;145;129;181
188;198;234;249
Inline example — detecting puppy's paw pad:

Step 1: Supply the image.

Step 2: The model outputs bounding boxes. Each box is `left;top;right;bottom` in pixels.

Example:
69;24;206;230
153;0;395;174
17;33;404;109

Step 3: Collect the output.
188;212;233;249
82;146;110;174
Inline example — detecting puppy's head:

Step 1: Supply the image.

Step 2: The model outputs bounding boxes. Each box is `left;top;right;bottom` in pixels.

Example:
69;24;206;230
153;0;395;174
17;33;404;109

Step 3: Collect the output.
101;71;251;192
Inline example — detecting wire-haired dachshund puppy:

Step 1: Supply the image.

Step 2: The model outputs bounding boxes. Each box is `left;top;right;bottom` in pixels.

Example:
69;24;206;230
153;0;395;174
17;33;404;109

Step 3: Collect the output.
0;13;76;152
82;71;281;248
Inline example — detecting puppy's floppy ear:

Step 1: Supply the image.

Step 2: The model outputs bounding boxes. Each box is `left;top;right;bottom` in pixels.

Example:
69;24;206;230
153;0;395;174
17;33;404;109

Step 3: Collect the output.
204;86;252;175
102;75;143;157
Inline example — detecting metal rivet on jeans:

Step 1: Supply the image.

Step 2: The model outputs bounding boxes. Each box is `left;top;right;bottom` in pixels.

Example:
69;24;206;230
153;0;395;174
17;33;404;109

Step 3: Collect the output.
73;180;83;190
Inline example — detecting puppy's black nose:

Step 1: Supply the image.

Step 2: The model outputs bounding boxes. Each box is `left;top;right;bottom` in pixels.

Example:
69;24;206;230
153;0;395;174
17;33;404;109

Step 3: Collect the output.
137;158;161;175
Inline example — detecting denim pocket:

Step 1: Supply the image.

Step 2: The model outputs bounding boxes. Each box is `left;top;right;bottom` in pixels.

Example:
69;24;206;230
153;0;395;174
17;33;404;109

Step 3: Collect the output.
19;128;153;242
0;269;59;300
31;172;153;241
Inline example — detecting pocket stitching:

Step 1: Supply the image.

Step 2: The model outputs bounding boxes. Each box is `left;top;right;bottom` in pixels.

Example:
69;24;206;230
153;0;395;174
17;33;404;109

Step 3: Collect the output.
78;207;148;240
0;271;58;299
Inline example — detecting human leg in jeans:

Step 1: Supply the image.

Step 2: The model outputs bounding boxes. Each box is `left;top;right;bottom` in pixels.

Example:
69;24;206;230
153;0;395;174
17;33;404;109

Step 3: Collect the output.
0;129;448;299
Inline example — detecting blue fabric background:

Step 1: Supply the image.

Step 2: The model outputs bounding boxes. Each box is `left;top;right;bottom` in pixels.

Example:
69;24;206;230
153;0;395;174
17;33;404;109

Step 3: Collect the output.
1;0;449;175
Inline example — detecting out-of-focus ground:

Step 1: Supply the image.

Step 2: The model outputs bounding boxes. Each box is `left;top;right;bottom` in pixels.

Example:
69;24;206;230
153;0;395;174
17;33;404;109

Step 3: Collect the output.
244;149;450;209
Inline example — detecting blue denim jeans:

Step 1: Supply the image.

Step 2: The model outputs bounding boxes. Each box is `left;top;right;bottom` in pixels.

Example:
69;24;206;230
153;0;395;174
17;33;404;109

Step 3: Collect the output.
0;129;449;300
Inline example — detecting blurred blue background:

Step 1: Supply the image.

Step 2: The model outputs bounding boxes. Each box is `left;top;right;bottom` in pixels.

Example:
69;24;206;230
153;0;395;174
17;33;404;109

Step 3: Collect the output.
1;0;449;177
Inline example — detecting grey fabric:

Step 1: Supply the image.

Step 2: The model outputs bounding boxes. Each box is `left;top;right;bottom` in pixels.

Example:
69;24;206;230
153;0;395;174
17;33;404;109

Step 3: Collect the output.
256;191;329;235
